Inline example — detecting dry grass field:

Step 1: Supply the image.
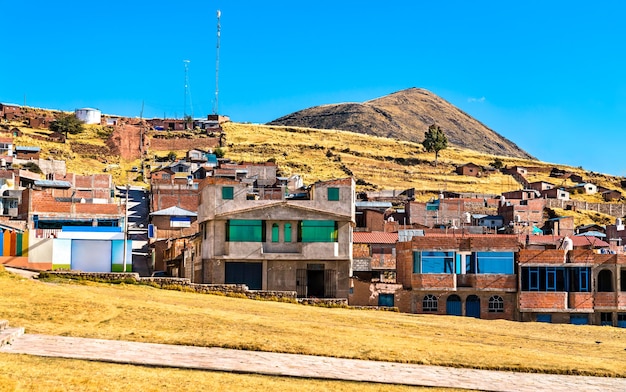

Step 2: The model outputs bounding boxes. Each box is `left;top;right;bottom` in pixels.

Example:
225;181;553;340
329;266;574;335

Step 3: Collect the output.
1;268;625;382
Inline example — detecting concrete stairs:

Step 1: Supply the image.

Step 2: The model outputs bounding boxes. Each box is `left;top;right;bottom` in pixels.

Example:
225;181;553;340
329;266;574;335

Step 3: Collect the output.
0;320;24;346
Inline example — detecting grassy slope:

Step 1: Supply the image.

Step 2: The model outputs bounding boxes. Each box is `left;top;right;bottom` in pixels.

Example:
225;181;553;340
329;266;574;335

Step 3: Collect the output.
1;270;624;379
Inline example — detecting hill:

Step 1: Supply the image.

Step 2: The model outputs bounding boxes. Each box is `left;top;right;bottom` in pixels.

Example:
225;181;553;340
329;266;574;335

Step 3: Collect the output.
268;88;534;160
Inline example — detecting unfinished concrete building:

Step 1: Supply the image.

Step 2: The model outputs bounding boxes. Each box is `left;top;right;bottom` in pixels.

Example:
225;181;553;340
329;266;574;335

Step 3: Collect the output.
197;176;355;298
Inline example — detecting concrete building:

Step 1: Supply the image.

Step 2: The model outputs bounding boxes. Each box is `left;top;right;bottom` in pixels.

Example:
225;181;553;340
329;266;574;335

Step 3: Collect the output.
197;176;355;298
395;234;520;320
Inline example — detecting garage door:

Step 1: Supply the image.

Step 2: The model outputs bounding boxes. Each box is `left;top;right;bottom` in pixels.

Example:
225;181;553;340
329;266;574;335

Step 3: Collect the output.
71;240;112;272
225;262;262;290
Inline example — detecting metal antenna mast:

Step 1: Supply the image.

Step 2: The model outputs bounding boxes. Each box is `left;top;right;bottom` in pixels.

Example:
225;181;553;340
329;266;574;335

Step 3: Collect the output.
183;59;191;128
213;10;221;115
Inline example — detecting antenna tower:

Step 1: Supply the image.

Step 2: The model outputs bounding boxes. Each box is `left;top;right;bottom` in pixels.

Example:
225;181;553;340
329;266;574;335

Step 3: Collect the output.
213;10;221;115
183;59;193;129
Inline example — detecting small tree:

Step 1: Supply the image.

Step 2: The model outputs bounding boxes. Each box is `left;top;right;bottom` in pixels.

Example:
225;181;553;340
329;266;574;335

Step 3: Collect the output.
214;147;225;158
422;124;448;166
166;151;177;161
50;113;85;138
490;158;504;170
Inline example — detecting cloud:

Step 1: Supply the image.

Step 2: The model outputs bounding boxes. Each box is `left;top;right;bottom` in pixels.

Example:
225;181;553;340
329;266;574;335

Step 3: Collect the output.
467;96;486;103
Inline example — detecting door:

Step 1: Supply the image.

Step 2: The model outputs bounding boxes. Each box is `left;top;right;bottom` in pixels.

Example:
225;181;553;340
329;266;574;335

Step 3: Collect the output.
225;262;262;290
296;269;307;298
466;295;481;318
307;270;325;298
446;295;462;316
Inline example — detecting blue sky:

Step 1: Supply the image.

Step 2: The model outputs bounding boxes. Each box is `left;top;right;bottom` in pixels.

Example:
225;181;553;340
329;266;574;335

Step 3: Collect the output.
2;1;626;176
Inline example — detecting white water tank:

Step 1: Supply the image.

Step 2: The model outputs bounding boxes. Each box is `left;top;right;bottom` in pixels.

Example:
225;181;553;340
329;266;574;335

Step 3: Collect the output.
75;108;102;125
562;236;573;251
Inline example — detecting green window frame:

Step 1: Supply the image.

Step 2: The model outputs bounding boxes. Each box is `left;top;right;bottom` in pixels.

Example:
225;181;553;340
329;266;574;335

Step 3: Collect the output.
284;223;292;242
222;186;234;200
298;220;337;242
327;187;340;201
226;220;264;242
271;223;279;243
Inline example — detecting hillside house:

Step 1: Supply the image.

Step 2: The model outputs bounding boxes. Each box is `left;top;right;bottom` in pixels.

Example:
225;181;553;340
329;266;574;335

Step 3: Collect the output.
528;181;554;192
395;234;520;320
501;189;541;201
197;176;355;298
355;201;392;231
456;163;482;177
15;146;40;160
0;104;21;120
602;189;622;202
541;187;569;200
569;183;597;195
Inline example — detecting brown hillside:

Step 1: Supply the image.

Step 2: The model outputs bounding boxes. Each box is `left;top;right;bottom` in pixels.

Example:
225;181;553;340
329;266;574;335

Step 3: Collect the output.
268;88;534;160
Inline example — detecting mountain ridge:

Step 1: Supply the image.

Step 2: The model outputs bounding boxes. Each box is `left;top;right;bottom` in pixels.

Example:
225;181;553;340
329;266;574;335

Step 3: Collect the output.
268;88;534;160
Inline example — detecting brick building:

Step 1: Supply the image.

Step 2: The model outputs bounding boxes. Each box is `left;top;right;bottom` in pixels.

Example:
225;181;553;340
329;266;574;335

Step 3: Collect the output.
517;248;626;326
395;234;519;320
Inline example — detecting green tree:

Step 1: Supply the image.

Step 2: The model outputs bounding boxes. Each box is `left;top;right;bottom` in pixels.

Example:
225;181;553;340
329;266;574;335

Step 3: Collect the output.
422;124;448;166
214;147;225;158
50;113;85;138
490;158;504;170
166;151;177;161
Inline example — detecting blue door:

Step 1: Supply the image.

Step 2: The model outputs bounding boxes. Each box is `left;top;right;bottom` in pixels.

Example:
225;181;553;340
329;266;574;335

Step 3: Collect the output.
378;293;394;307
466;295;481;318
570;314;589;325
536;314;552;323
618;314;626;328
446;295;462;316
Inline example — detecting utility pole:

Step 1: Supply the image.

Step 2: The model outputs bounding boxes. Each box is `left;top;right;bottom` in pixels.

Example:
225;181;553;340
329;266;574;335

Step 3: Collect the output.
214;9;221;115
122;184;129;273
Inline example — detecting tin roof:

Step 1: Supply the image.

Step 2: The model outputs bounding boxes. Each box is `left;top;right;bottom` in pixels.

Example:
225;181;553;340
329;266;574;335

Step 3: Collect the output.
353;231;398;244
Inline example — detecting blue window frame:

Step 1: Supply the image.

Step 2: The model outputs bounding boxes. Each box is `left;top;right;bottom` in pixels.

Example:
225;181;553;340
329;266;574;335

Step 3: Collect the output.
413;252;421;273
529;267;539;291
546;267;557;291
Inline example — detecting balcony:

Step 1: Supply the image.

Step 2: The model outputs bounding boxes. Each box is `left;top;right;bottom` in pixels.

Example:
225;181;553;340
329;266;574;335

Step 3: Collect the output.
224;241;341;259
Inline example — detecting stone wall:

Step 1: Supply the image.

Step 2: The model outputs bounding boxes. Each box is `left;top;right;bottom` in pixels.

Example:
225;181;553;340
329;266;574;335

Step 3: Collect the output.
546;198;626;218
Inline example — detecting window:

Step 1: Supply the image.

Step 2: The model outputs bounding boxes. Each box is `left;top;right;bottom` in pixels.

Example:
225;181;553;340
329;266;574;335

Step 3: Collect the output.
284;223;292;242
271;223;279;242
423;294;438;312
488;296;504;313
621;269;626;292
521;267;568;291
600;312;613;326
597;269;613;292
413;252;421;273
222;186;234;200
471;252;514;274
299;220;337;242
327;187;340;201
226;220;264;242
420;251;455;273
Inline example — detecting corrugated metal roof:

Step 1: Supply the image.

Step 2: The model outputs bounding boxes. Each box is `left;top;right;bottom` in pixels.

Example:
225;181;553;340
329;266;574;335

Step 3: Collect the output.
150;206;197;217
355;201;393;208
34;180;72;188
353;231;398;244
16;146;40;152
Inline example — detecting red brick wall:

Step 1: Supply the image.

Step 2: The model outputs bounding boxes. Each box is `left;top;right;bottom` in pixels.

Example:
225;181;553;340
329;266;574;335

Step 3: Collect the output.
519;292;566;310
149;137;219;152
410;274;455;290
594;292;617;308
353;243;369;258
518;249;565;264
569;292;594;309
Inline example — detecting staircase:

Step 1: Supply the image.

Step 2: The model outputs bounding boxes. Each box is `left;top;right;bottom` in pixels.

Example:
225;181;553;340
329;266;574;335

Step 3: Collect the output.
0;320;24;346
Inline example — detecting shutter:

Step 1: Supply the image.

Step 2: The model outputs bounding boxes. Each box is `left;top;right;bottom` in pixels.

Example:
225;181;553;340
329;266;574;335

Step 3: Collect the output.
324;269;337;298
296;269;307;298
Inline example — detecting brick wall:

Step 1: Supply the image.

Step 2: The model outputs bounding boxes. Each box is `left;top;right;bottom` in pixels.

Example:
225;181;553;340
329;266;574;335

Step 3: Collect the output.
519;292;566;310
150;137;219;152
353;243;369;258
518;249;565;264
410;274;455;290
594;292;618;308
569;292;594;309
